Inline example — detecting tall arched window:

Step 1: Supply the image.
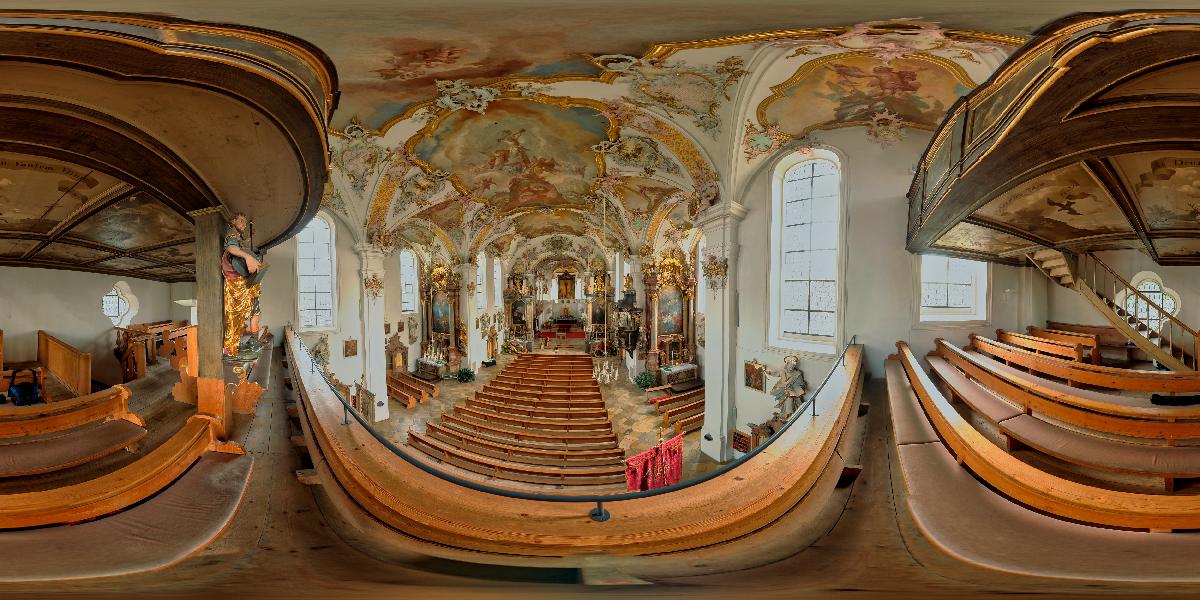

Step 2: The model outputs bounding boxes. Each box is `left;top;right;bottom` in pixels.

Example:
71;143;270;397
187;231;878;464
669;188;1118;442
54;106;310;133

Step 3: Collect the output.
399;249;418;313
475;253;485;310
296;213;336;330
695;235;706;315
492;258;502;308
769;150;843;351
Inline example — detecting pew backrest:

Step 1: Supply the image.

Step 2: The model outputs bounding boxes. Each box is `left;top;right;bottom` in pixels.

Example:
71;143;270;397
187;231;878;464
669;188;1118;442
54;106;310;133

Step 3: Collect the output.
996;329;1086;362
37;330;90;396
1027;326;1101;364
0;367;47;395
1046;321;1131;349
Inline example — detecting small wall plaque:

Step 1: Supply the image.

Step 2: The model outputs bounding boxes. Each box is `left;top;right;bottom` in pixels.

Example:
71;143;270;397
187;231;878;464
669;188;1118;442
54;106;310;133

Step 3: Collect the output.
384;323;391;335
744;359;765;391
343;338;358;358
732;429;753;453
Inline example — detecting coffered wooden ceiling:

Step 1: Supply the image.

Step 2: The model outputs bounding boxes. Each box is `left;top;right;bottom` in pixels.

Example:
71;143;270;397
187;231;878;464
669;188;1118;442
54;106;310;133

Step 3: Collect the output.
908;11;1200;265
0;152;196;282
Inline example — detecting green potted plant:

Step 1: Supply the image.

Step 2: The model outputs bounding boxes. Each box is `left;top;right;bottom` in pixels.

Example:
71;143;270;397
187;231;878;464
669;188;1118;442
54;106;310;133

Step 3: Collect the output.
456;367;476;383
634;370;657;390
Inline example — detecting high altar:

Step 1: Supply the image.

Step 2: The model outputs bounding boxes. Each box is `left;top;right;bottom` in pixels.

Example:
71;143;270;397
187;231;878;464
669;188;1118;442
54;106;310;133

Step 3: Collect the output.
642;243;697;384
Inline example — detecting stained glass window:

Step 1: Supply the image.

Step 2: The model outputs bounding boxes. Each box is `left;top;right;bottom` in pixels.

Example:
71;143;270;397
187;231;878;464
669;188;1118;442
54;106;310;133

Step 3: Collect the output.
1125;276;1179;333
101;287;128;325
297;214;335;330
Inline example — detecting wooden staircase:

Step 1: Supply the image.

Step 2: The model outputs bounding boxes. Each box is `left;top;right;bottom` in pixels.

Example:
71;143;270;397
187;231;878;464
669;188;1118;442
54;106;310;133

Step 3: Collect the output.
1028;249;1198;371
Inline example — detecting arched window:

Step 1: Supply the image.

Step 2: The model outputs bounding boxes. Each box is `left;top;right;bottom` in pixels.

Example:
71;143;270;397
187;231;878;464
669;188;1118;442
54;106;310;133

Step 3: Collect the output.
399;250;418;313
296;213;336;330
475;253;485;310
492;258;502;308
695;235;706;314
769;150;843;351
1122;271;1180;333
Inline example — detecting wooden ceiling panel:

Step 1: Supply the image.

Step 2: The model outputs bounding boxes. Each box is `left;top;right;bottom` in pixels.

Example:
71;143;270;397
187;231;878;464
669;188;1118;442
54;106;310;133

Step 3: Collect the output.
33;243;112;264
931;222;1032;255
971;163;1134;243
0;238;37;258
0;153;127;235
1112;152;1200;232
141;243;196;265
67;195;192;250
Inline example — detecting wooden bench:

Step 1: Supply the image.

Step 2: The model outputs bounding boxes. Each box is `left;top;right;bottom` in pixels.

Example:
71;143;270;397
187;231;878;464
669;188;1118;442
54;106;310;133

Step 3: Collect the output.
37;330;90;397
972;334;1200;393
0;420;147;477
501;369;595;379
488;379;601;393
1047;321;1136;366
1027;326;1101;364
386;380;418;410
465;397;608;420
674;412;704;434
0;385;141;439
928;354;1200;492
996;329;1086;362
397;370;438;399
474;389;606;410
483;383;602;401
895;340;1200;531
935;339;1200;442
453;406;613;434
491;376;600;391
0;416;228;529
439;416;619;452
442;413;618;448
662;399;704;425
425;422;624;467
408;432;626;486
649;387;705;412
0;367;47;398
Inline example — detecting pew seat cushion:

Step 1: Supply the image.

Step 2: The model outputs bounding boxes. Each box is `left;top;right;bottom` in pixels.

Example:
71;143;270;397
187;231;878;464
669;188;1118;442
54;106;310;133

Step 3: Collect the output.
928;356;1024;424
1002;415;1200;478
0;419;147;477
885;360;939;445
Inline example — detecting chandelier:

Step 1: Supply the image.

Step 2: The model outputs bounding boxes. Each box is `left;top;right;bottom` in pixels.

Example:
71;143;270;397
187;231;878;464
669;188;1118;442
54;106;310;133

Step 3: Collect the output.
593;357;619;386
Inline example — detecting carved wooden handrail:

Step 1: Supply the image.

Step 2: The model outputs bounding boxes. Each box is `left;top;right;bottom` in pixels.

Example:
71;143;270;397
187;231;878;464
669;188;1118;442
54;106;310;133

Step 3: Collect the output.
0;385;141;439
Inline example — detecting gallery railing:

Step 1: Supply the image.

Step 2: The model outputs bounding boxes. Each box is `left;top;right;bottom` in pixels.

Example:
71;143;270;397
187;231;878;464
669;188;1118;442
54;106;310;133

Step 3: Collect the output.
290;328;857;521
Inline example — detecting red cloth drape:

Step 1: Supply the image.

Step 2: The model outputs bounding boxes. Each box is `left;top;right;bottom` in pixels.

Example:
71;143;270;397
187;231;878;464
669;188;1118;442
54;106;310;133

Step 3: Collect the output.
625;434;686;491
660;433;684;487
625;446;656;491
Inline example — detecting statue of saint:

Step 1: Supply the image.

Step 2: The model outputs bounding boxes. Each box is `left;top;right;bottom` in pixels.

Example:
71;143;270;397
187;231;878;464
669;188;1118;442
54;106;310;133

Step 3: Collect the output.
222;212;269;359
770;356;808;416
311;333;331;370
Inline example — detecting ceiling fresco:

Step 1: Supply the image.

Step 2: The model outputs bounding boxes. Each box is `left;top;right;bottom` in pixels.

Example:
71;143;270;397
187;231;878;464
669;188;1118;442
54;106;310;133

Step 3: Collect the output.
411;99;612;213
971;164;1134;243
1114;153;1200;232
931;222;1031;256
758;53;975;140
1154;238;1200;258
0;153;128;235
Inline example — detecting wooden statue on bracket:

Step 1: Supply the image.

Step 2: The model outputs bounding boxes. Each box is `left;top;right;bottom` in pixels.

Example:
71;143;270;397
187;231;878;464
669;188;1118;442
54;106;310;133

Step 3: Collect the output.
221;212;270;416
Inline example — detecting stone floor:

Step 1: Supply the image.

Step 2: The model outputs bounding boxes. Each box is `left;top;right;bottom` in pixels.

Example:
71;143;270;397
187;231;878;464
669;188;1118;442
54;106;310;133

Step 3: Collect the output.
374;350;711;488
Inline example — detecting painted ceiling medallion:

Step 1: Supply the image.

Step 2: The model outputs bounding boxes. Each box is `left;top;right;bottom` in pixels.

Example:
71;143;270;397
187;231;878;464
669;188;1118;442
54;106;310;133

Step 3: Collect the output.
775;18;1008;64
433;79;501;113
742;119;789;161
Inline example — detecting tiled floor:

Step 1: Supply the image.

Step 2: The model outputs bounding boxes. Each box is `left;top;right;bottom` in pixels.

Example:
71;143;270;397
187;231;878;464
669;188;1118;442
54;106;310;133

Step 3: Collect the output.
374;349;718;488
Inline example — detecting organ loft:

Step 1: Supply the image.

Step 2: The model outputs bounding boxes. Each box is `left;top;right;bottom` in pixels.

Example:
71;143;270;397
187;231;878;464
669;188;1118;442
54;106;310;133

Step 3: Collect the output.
3;5;1200;598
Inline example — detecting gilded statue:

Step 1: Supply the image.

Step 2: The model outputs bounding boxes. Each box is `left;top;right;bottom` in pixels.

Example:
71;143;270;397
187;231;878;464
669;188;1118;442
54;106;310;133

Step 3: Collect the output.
222;212;269;360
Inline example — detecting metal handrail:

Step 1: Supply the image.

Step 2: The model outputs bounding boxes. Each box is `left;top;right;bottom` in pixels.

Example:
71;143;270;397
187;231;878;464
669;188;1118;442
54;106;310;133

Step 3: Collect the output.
288;327;857;520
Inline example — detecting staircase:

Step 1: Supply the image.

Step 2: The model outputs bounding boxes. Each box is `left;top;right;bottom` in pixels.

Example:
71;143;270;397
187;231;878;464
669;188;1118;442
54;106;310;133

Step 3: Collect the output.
1028;249;1198;371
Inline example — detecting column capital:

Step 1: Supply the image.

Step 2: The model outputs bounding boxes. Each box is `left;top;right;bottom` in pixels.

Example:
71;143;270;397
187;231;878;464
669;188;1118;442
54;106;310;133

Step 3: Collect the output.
695;201;748;230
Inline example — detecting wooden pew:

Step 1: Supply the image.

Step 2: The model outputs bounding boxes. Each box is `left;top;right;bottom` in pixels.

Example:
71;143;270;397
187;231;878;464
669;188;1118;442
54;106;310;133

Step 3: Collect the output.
996;329;1086;362
386;379;418;410
928;354;1200;492
426;422;624;467
407;432;626;486
895;340;1200;531
675;412;704;435
662;399;704;426
482;383;602;401
397;370;438;399
936;339;1200;442
0;385;142;439
0;329;4;371
0;416;228;529
37;330;90;396
1046;321;1136;366
0;419;147;477
465;397;608;420
1027;326;1101;365
474;389;606;410
492;375;600;390
440;414;619;450
649;387;705;413
971;334;1200;393
389;372;429;404
453;406;613;434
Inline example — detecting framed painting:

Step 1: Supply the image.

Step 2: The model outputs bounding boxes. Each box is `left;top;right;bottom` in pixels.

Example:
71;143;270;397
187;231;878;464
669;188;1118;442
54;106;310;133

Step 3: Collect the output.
343;338;358;358
744;359;766;391
657;285;684;335
432;291;452;334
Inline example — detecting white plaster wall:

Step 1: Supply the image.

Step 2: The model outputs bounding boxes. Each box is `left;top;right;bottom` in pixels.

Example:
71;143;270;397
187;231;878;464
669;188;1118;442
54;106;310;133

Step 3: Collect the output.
730;128;1042;431
0;267;173;386
258;214;364;384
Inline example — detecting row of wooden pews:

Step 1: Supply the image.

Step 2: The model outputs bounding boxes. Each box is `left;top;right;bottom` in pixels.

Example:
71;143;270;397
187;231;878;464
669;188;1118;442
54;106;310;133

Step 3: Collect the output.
889;330;1200;534
648;385;706;434
388;370;434;409
406;353;627;489
116;320;190;383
